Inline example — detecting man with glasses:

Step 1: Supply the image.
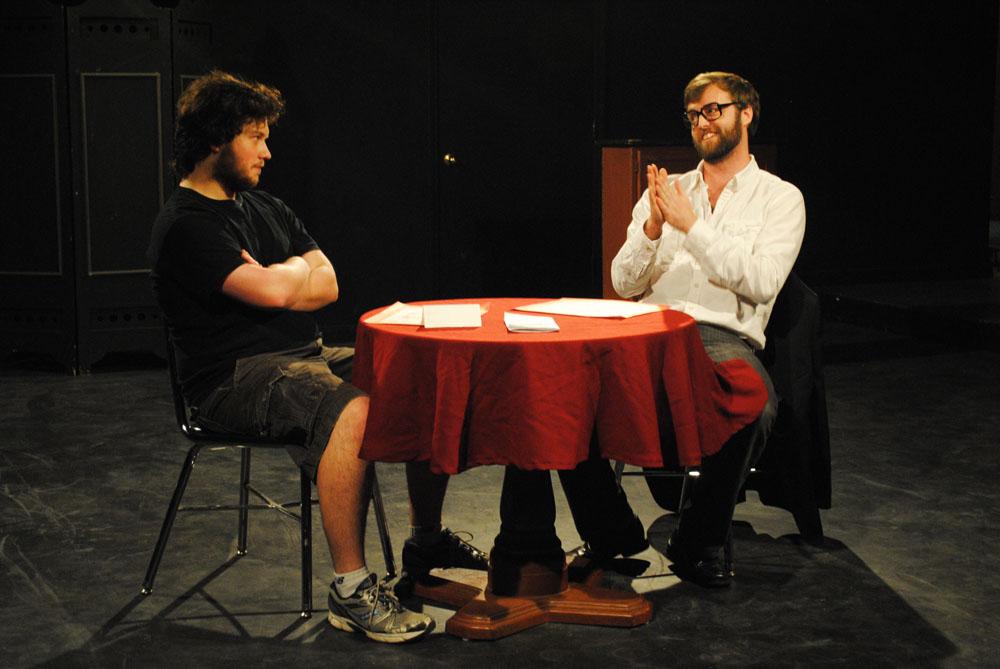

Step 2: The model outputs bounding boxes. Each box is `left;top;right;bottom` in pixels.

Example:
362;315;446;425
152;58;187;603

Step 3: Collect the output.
610;71;806;587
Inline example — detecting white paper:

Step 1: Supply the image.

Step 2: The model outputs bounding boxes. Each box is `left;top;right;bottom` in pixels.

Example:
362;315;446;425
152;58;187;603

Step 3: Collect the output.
514;298;663;319
504;312;559;333
365;301;423;325
422;303;482;329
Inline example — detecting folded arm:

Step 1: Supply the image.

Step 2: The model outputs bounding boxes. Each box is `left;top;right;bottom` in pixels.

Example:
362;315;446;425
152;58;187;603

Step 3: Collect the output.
221;248;339;311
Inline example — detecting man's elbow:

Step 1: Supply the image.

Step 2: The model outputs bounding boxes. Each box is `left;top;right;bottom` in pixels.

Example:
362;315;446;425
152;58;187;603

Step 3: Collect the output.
611;275;640;300
610;267;626;298
322;284;339;305
737;275;782;306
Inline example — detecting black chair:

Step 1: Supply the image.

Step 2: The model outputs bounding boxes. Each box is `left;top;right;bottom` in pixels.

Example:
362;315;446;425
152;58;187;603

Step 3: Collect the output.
747;272;830;542
141;333;396;618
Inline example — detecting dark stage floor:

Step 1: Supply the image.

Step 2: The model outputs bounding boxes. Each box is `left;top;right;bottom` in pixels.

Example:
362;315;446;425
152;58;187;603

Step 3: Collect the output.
2;283;1000;667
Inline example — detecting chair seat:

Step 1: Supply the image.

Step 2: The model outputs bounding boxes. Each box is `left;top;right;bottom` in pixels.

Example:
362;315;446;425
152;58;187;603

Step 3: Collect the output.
141;328;396;618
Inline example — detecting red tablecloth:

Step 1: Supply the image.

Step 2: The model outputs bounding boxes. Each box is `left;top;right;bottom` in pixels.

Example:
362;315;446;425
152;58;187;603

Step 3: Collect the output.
353;298;766;475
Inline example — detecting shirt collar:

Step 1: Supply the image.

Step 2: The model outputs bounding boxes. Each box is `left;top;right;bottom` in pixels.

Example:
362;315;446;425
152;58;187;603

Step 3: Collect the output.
696;154;760;192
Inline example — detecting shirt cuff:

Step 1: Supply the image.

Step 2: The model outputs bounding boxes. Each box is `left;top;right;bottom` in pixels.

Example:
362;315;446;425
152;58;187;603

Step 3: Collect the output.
638;229;661;251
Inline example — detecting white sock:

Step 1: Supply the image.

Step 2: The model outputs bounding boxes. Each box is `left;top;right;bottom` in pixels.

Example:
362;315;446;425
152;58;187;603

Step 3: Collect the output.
332;566;372;598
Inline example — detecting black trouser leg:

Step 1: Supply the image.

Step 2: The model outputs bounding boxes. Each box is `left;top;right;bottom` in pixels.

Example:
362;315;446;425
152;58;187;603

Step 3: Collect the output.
678;420;765;556
491;465;565;569
558;453;645;557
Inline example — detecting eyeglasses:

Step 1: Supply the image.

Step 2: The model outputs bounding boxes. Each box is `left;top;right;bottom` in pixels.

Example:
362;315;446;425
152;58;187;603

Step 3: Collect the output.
683;101;744;127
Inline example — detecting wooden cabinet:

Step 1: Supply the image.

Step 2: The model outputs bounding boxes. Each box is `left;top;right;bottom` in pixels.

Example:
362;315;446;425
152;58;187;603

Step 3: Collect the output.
600;144;776;298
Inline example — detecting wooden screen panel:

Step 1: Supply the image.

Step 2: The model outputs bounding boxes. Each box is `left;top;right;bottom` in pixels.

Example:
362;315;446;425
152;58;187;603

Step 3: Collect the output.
0;74;61;275
80;72;163;275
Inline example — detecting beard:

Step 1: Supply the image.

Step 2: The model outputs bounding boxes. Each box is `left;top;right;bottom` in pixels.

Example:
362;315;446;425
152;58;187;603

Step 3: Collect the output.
213;144;259;193
693;117;743;163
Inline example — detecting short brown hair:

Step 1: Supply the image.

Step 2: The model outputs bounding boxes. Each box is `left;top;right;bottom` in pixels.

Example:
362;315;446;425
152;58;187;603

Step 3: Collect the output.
683;72;760;137
172;70;285;178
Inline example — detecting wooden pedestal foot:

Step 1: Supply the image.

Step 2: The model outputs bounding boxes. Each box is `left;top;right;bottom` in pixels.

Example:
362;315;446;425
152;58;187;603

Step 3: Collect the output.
411;556;652;640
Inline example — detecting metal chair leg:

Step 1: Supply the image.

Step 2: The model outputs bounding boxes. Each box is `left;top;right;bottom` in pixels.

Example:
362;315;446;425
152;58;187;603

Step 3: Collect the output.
299;468;313;619
141;444;202;595
613;460;626;488
370;470;396;580
677;466;695;512
237;448;251;556
723;530;734;576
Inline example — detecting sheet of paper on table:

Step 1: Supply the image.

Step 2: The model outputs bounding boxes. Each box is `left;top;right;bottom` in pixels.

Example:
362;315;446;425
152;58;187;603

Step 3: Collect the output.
503;312;559;333
514;298;664;319
422;303;483;328
364;301;423;325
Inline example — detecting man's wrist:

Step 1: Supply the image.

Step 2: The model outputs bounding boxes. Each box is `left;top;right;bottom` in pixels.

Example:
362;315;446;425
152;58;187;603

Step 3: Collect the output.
643;218;662;240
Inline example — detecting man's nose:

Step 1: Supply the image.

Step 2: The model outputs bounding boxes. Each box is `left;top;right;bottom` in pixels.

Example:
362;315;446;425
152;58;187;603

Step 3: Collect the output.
696;114;712;129
261;142;272;160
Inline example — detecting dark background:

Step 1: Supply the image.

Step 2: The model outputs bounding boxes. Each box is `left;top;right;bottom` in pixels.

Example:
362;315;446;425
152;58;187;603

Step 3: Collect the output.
1;0;997;371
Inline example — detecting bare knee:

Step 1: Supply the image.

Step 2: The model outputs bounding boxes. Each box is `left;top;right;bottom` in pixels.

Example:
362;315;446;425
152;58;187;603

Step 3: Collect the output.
340;394;369;424
333;394;368;443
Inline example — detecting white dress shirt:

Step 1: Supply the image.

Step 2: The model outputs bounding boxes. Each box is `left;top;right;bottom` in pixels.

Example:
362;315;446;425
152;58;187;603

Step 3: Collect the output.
610;156;805;349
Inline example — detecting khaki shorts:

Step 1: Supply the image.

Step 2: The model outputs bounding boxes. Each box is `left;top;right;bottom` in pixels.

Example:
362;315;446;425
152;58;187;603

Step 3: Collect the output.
193;339;366;481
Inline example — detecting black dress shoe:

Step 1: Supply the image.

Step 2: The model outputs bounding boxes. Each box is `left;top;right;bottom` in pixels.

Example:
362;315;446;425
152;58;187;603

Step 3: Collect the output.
395;528;489;599
666;532;731;588
582;514;650;561
401;527;489;579
569;543;651;576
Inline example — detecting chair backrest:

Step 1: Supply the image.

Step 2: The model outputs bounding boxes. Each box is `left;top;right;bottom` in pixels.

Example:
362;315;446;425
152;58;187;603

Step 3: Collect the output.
163;327;202;439
163;325;295;446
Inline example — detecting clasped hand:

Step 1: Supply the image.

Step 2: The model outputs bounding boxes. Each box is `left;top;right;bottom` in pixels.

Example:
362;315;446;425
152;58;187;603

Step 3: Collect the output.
643;163;697;240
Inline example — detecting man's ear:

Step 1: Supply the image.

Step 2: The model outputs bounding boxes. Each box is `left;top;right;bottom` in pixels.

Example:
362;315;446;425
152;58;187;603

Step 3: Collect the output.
741;105;753;129
209;144;222;154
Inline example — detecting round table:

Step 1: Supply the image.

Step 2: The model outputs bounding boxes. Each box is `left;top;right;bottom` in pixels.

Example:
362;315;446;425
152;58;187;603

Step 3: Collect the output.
352;298;766;639
355;298;766;473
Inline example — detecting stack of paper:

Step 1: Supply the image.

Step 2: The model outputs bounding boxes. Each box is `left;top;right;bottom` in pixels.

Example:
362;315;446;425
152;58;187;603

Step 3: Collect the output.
422;304;482;328
365;302;486;328
365;301;423;325
504;312;559;333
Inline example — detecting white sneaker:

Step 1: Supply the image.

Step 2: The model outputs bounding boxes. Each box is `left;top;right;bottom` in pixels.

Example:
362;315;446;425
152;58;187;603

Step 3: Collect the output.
327;573;434;643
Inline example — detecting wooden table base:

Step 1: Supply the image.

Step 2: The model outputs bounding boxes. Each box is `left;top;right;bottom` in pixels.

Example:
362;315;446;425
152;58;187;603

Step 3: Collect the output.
413;556;652;640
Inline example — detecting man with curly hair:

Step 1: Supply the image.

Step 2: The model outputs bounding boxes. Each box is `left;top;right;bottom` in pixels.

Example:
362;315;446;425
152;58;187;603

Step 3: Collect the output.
148;70;486;642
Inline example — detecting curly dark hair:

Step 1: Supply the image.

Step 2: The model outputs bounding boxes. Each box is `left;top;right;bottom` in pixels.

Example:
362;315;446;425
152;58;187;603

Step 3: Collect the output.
683;72;761;137
172;70;285;178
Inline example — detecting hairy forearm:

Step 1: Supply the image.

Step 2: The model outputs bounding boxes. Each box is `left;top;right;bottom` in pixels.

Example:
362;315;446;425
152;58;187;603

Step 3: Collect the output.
264;256;311;304
287;263;339;311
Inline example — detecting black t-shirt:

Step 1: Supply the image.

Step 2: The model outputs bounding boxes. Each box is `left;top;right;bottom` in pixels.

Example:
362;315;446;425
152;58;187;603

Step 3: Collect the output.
148;187;321;405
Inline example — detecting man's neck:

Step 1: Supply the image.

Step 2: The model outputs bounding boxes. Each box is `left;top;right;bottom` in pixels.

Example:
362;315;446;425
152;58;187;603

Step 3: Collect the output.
179;165;235;201
701;144;751;189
